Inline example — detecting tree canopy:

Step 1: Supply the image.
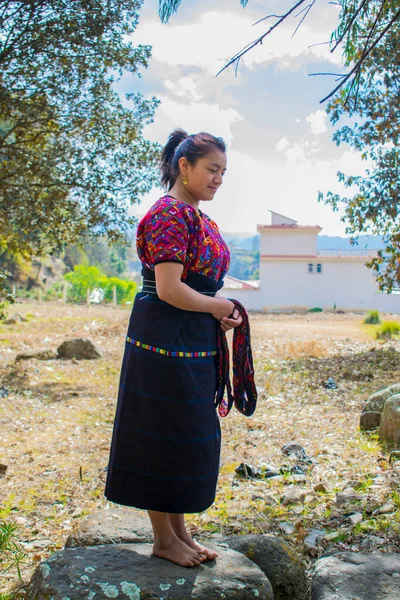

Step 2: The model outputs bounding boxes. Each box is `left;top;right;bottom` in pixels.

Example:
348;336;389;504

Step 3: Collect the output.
0;0;161;260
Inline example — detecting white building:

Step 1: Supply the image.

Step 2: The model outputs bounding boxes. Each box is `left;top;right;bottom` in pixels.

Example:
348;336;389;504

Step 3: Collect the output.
222;210;399;313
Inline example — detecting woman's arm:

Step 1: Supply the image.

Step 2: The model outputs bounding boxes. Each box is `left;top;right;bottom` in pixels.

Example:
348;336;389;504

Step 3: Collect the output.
154;262;234;321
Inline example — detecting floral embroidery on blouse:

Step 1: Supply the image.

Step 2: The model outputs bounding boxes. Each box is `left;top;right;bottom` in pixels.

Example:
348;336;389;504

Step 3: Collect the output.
136;196;230;282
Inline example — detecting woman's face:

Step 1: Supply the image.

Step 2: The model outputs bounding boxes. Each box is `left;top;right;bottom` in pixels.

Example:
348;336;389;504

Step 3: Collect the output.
181;149;227;202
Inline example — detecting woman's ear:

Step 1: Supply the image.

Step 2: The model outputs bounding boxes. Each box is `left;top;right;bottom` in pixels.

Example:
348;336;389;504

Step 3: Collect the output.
178;156;189;179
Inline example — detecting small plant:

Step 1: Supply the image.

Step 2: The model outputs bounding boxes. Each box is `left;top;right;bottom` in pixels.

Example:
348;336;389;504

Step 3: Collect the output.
375;320;400;340
0;520;27;582
364;309;381;325
308;307;323;312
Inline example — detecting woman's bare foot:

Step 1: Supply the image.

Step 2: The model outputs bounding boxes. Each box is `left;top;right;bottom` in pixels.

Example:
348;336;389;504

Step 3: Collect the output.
152;535;206;568
176;532;219;561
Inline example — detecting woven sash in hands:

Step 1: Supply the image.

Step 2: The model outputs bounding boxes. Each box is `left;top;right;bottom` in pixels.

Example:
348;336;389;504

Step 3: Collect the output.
215;298;257;417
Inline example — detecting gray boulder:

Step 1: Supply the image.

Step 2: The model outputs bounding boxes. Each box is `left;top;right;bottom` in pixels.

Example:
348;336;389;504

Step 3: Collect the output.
360;410;382;430
15;349;57;361
378;394;400;447
362;383;400;413
66;508;153;547
223;534;308;600
57;338;102;360
26;543;274;599
311;551;400;599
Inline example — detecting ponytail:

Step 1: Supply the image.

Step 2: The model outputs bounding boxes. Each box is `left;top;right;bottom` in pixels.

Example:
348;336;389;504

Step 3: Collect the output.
160;128;188;191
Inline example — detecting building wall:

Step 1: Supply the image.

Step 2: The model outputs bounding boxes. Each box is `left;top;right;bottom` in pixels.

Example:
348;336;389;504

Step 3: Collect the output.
219;288;262;311
260;258;400;313
259;229;318;256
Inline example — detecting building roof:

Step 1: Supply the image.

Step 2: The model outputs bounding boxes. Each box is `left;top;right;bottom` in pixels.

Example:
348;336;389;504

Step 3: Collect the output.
261;250;378;260
223;275;259;290
257;224;323;232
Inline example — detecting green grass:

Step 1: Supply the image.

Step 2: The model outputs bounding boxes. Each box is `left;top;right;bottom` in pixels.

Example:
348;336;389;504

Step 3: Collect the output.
376;321;400;340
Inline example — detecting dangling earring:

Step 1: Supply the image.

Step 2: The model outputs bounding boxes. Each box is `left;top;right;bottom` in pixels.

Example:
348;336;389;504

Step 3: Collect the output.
182;176;188;186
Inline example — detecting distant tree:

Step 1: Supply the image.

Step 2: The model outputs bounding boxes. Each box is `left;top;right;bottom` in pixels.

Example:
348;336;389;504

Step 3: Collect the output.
0;0;160;308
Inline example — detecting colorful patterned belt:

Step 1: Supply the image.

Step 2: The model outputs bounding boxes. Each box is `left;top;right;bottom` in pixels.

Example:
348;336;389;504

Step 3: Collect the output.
126;336;217;358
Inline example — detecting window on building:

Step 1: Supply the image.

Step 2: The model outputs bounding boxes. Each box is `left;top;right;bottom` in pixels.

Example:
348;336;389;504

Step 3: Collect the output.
308;263;313;273
317;263;322;273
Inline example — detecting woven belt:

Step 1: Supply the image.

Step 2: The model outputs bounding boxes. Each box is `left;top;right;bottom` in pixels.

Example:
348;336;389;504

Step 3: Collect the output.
141;278;216;296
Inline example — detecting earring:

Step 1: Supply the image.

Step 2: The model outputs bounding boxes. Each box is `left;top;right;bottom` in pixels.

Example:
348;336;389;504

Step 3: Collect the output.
182;176;188;186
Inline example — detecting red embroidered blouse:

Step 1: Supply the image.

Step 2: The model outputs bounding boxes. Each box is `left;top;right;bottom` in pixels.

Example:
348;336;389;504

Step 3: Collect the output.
136;196;230;282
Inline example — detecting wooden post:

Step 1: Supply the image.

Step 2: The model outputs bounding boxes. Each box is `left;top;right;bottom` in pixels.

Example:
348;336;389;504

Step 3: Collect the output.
12;284;16;297
113;285;117;307
62;283;67;303
38;287;42;304
86;287;90;305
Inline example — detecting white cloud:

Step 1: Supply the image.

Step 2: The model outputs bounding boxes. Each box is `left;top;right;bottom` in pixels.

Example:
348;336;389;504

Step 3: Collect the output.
165;76;203;102
133;10;344;73
142;95;243;146
306;110;328;136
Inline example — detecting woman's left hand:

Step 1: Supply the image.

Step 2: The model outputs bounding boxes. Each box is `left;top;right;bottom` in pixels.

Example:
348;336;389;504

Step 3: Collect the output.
219;307;242;332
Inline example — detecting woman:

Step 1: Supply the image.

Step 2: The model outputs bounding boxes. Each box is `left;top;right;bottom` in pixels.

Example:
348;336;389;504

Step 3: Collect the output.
105;129;243;568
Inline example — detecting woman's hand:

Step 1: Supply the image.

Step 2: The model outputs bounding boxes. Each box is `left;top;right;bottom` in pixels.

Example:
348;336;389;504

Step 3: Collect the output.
220;307;243;332
211;297;235;321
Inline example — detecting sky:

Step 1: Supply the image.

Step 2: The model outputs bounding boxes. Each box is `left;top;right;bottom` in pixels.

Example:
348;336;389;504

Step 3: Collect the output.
119;0;368;236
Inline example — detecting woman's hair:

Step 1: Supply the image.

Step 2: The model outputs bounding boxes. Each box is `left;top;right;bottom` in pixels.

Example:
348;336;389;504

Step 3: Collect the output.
160;128;226;191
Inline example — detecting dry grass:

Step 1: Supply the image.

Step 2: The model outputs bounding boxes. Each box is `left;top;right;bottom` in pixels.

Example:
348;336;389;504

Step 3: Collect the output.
1;302;400;596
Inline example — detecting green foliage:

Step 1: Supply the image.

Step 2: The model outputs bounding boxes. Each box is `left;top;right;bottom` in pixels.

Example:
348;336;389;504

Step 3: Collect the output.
0;0;161;307
0;520;26;583
0;271;14;321
375;320;400;340
64;264;136;304
308;307;323;313
364;309;381;324
319;2;400;292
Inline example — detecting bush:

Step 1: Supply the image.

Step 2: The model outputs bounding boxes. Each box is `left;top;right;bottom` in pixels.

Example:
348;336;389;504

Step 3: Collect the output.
376;321;400;340
64;264;136;304
43;281;65;301
364;309;381;325
308;307;323;313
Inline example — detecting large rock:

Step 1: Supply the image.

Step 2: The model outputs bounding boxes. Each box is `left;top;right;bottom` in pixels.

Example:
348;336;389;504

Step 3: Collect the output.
378;394;400;447
311;551;400;599
26;543;274;599
223;534;308;600
15;349;57;361
57;338;102;360
360;411;382;431
362;383;400;413
66;508;153;548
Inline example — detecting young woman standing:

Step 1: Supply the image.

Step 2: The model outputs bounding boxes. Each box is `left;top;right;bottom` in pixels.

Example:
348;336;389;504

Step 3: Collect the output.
105;129;243;567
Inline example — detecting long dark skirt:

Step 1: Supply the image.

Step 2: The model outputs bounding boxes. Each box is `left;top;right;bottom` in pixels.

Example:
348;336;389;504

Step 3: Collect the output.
104;288;221;513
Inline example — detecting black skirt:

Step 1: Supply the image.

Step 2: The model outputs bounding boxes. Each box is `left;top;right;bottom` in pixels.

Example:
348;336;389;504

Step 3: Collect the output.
104;270;223;513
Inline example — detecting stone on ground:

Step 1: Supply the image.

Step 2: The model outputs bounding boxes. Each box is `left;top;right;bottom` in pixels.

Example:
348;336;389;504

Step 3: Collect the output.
26;543;274;599
57;338;102;360
311;551;400;599
378;394;400;447
223;534;308;600
66;507;153;547
359;410;382;431
362;383;400;413
15;349;57;361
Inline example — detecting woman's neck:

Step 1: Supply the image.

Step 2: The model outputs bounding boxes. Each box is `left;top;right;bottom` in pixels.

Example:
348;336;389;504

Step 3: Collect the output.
167;183;200;213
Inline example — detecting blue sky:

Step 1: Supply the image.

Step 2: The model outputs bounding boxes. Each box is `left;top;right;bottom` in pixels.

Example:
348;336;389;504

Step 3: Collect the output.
120;0;368;236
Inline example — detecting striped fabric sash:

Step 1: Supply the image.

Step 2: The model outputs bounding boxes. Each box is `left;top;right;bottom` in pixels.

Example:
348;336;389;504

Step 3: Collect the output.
126;336;217;358
215;298;258;418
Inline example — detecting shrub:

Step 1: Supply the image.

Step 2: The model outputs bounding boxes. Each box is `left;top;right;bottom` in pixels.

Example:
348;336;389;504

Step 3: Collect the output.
102;277;137;304
376;321;400;340
364;309;381;325
43;281;65;301
308;307;323;313
64;265;136;304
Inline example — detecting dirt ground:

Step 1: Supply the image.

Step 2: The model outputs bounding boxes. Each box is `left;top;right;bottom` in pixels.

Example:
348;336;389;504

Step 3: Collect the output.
1;302;400;597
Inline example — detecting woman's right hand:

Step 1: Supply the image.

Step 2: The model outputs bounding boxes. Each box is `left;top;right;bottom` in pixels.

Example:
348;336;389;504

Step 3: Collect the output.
211;297;235;321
